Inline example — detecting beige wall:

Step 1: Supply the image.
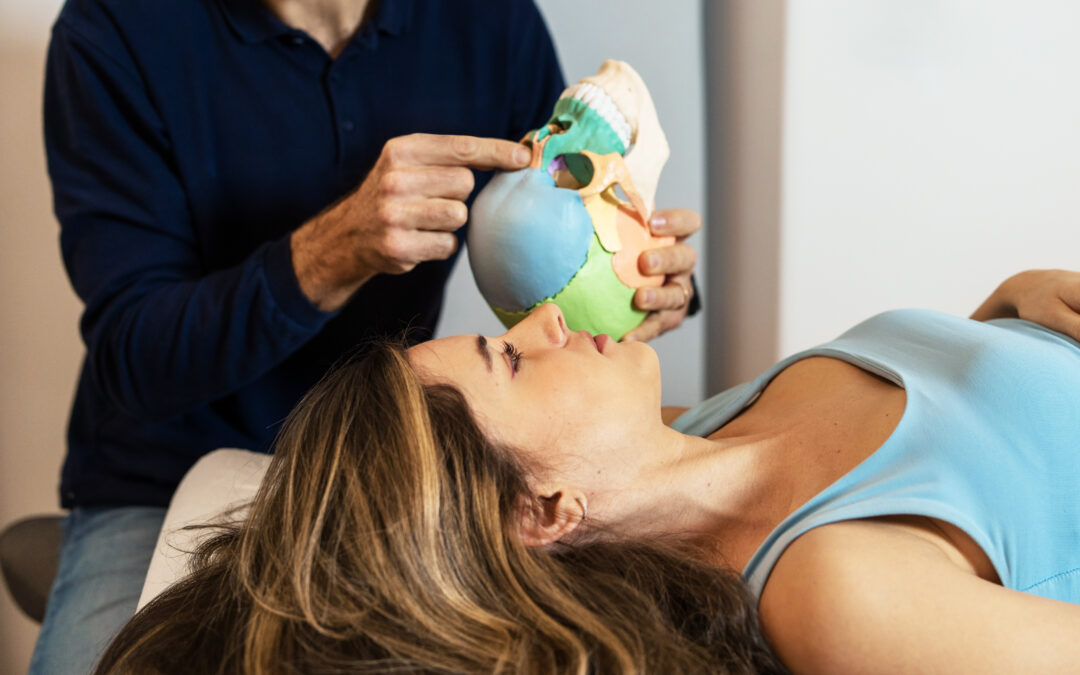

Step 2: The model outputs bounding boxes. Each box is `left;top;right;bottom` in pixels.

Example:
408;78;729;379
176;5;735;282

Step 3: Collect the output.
0;23;84;675
2;5;76;674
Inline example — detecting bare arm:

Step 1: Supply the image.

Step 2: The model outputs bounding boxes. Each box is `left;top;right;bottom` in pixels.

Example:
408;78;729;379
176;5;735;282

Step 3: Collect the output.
760;520;1080;674
971;269;1080;341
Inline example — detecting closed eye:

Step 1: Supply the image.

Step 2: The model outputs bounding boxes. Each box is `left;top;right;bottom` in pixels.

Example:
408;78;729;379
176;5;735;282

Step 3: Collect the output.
503;341;524;374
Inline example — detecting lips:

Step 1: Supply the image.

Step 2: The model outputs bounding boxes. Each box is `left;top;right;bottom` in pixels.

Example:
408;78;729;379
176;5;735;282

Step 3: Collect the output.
575;330;598;352
577;330;613;354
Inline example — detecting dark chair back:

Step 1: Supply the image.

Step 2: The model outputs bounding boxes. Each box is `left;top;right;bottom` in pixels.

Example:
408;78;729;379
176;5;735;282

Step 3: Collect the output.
0;515;63;623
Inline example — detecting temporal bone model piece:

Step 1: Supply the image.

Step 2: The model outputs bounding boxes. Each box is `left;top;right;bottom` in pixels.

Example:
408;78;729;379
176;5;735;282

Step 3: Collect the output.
468;60;673;339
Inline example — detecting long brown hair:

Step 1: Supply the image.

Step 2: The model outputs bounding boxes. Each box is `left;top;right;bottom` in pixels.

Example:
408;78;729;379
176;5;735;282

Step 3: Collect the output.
96;344;784;674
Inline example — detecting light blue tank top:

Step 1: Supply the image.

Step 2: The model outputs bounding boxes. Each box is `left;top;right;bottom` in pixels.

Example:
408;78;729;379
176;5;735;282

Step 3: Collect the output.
671;309;1080;604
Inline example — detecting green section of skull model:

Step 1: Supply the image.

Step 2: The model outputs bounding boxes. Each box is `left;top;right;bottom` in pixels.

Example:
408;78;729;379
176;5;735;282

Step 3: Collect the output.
535;98;627;174
492;233;645;340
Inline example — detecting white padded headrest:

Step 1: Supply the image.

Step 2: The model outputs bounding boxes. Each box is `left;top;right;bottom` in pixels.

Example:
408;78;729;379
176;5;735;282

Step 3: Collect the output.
137;448;271;610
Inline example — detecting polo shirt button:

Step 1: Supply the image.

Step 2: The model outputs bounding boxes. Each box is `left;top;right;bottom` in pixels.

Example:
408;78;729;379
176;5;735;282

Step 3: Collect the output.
342;120;355;132
290;36;304;46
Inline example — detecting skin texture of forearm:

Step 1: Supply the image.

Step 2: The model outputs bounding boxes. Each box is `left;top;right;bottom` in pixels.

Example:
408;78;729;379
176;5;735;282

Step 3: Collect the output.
290;198;377;313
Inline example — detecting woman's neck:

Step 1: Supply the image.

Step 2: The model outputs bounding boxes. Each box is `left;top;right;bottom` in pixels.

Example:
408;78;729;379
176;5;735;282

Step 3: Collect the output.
587;423;802;569
262;0;375;57
593;356;908;570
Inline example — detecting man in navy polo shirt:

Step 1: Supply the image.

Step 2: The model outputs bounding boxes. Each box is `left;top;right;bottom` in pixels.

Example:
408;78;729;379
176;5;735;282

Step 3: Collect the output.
32;0;701;670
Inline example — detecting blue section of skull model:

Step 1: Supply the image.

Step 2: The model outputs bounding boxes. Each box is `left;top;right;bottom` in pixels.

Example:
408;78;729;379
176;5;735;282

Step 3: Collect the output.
468;168;593;313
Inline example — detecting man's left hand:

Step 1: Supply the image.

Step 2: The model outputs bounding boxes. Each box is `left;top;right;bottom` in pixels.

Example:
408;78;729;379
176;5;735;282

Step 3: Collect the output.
622;208;701;342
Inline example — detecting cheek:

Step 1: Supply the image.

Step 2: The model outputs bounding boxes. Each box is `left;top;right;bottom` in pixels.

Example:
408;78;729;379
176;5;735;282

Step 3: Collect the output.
532;382;591;436
537;354;656;435
486;352;657;462
495;384;598;462
543;385;635;450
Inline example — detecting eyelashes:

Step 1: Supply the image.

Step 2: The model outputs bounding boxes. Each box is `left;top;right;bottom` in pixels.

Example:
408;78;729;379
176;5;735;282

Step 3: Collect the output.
502;341;524;373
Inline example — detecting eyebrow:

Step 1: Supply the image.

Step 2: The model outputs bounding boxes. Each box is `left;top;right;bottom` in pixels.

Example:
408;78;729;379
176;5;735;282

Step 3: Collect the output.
476;334;492;372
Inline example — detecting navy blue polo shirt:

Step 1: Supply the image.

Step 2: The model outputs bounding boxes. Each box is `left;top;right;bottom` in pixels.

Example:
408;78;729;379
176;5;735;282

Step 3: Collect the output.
44;0;565;507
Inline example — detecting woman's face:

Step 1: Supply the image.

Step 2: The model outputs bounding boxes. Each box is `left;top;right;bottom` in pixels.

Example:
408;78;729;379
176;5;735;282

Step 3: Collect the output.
408;304;663;475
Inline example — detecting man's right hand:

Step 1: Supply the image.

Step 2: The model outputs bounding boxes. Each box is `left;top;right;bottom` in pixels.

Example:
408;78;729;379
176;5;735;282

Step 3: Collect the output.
290;133;531;312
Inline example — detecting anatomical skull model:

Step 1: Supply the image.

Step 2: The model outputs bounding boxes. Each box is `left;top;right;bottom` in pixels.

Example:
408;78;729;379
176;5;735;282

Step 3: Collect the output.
468;60;673;339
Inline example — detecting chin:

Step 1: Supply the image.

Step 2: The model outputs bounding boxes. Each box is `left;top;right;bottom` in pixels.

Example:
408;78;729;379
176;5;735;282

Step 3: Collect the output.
628;339;660;368
624;341;662;390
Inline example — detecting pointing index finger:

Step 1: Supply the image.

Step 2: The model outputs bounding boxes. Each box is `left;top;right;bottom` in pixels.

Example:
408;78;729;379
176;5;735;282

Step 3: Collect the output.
398;133;531;170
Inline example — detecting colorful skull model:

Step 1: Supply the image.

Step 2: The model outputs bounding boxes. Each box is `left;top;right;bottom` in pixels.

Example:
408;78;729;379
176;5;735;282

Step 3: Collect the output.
468;60;673;339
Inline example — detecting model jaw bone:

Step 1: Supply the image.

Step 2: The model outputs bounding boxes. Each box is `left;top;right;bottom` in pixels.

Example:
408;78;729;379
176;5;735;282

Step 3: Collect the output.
538;60;670;214
468;60;673;338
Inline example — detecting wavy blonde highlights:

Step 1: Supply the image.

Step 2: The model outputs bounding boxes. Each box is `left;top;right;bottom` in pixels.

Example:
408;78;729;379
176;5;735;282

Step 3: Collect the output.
96;344;784;674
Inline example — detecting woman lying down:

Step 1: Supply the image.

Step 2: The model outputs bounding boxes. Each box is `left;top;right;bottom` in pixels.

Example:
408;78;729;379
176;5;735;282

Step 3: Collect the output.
97;270;1080;674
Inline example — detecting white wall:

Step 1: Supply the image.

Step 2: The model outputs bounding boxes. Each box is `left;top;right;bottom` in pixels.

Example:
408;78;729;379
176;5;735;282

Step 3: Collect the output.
778;0;1080;355
437;0;707;406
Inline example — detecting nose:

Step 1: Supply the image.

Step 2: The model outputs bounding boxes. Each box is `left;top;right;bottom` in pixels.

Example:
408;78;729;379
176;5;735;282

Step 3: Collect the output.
510;303;568;348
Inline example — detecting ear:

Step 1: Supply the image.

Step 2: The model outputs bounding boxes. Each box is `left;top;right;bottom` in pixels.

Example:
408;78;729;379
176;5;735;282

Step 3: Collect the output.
516;487;588;547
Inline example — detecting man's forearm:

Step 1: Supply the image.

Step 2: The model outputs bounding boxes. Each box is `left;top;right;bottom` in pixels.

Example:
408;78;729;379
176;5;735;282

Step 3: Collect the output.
290;196;376;313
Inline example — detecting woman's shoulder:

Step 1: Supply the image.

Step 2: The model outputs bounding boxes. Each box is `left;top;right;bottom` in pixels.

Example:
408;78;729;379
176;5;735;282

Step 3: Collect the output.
760;518;952;607
761;517;983;595
756;520;950;672
755;517;1076;674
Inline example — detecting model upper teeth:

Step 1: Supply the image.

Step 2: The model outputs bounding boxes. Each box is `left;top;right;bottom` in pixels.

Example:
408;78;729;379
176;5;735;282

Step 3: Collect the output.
566;82;633;149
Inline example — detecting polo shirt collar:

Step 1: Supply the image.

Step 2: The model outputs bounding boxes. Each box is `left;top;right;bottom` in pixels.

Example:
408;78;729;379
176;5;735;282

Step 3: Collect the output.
376;0;414;36
221;0;415;44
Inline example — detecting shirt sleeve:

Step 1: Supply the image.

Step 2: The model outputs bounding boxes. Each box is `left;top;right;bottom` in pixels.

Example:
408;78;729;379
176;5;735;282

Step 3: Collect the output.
45;19;334;421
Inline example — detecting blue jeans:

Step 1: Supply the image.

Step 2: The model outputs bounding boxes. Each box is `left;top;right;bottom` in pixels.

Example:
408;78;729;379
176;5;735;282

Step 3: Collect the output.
29;506;166;675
